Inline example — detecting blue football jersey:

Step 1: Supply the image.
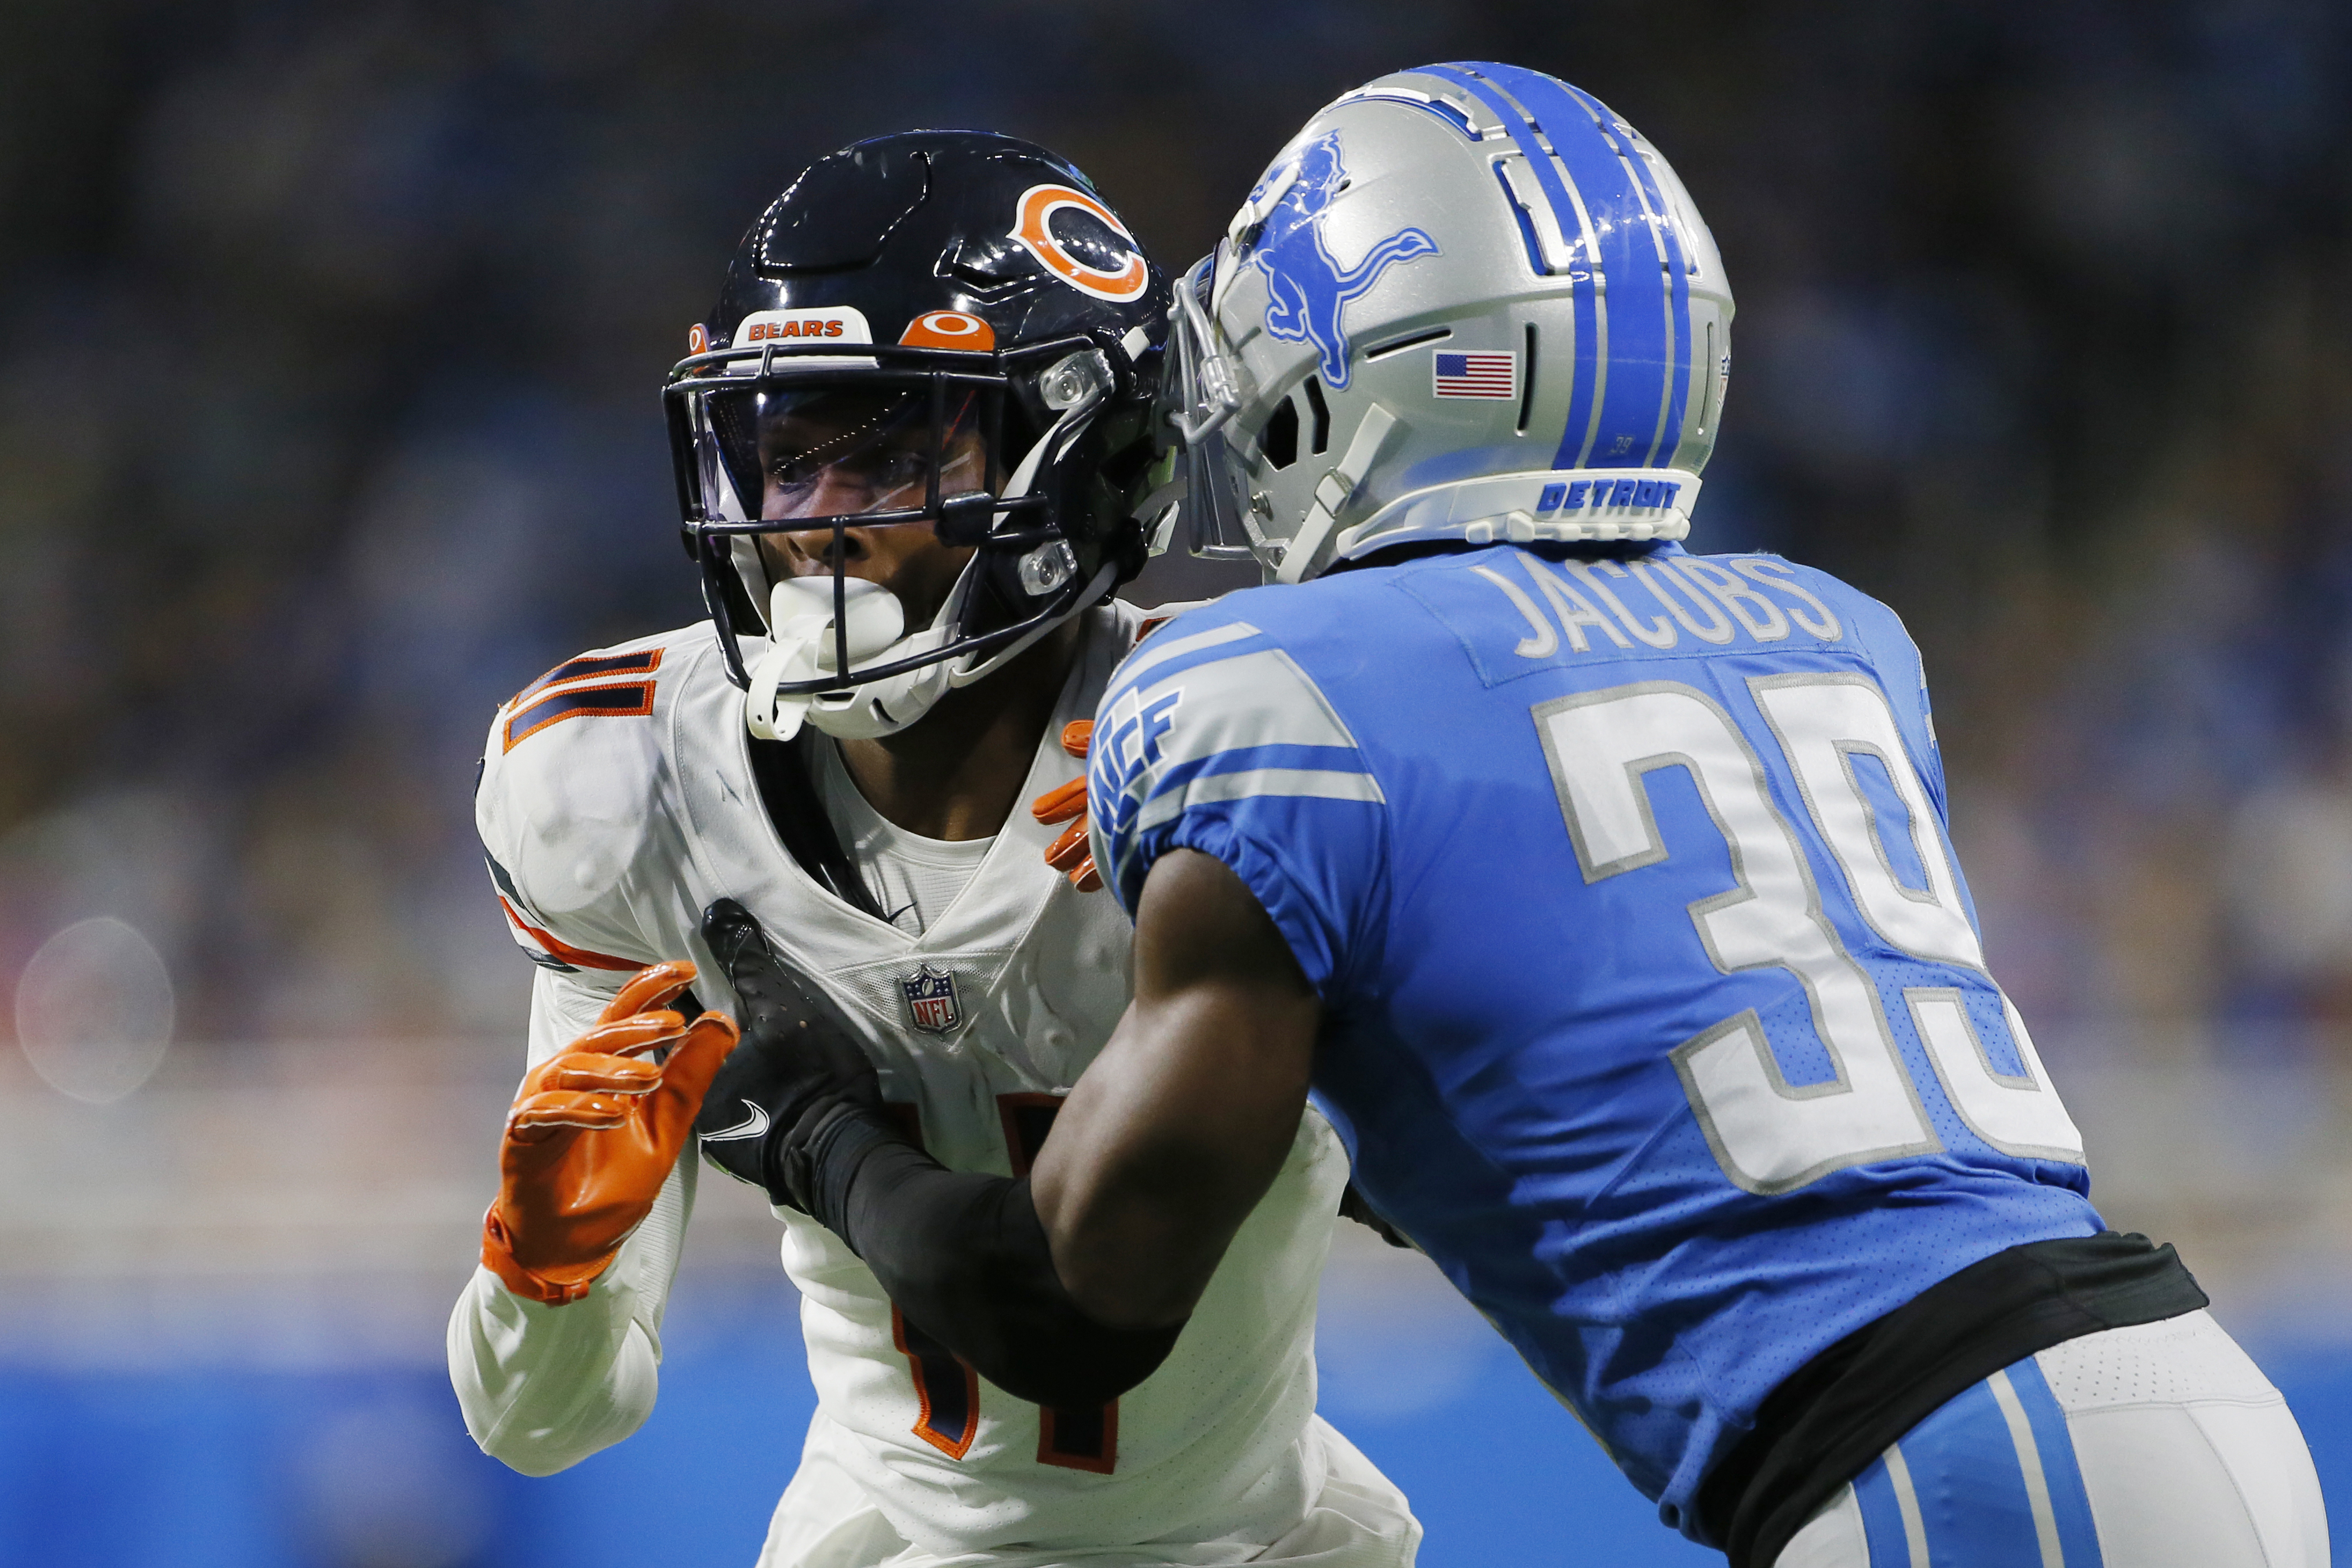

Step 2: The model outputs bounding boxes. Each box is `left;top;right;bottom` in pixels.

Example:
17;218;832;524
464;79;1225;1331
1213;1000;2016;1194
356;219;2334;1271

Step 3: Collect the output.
1089;543;2101;1541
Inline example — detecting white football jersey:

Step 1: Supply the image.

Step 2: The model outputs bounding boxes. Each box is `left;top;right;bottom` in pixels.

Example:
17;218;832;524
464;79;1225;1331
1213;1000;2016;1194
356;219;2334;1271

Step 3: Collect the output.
456;605;1403;1562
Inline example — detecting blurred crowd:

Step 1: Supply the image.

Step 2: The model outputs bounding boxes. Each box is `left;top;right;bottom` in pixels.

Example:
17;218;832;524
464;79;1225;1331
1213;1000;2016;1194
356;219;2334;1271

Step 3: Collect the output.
0;0;2346;1055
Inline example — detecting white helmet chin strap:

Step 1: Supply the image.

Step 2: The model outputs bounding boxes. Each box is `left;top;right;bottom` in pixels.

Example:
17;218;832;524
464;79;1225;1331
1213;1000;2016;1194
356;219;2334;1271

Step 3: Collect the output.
741;551;1120;744
744;577;949;743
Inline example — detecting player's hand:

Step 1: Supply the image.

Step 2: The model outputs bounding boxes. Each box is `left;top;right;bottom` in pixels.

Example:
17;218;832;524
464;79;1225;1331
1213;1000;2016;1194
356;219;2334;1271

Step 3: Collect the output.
483;960;739;1306
1031;720;1101;892
696;898;885;1211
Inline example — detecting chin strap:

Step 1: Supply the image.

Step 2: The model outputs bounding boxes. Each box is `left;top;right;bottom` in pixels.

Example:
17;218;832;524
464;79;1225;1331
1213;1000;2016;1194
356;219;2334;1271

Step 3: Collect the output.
745;578;922;743
945;560;1118;691
1276;402;1398;584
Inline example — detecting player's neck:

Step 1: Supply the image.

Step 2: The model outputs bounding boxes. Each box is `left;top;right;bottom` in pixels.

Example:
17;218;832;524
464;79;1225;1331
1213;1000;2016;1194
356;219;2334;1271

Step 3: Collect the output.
832;617;1082;842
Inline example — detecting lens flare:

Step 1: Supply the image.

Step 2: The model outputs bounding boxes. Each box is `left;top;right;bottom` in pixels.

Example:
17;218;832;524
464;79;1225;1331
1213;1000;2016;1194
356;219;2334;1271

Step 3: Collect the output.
14;916;175;1104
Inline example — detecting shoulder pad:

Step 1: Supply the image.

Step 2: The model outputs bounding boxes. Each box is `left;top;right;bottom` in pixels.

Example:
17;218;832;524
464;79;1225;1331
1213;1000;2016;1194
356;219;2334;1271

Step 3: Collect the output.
475;626;710;967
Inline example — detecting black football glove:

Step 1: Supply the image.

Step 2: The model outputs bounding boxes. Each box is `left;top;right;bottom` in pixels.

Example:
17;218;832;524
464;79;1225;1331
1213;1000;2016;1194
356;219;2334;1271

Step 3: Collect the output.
694;898;885;1211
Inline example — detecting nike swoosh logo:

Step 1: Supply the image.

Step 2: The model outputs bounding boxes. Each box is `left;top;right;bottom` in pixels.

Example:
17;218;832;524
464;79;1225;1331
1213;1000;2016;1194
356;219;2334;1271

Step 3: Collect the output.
702;1102;770;1142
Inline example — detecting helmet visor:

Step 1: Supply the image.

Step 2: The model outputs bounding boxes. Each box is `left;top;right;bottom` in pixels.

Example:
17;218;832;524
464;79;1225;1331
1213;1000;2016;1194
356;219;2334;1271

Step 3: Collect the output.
710;384;994;527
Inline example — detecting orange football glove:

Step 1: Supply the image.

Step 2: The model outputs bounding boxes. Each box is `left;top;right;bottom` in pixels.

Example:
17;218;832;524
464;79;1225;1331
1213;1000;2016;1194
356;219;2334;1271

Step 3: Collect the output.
482;959;740;1306
1031;719;1100;892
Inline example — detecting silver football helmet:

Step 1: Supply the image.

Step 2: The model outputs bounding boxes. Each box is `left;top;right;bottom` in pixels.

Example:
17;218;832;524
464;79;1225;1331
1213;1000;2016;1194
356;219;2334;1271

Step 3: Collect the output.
1167;62;1734;582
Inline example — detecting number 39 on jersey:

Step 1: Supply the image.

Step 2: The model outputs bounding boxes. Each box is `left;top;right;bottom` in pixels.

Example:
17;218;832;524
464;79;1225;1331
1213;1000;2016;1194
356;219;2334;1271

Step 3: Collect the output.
1537;673;2084;1195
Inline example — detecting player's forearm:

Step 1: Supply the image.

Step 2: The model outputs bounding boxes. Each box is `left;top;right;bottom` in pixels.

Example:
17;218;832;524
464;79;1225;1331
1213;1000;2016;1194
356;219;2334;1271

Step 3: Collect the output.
447;1264;660;1475
1030;930;1319;1327
447;1155;692;1474
805;1107;1185;1406
1029;1061;1271;1328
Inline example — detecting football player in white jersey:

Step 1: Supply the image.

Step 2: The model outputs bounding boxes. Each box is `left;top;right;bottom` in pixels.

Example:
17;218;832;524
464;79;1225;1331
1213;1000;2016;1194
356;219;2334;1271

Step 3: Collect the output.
446;131;1419;1568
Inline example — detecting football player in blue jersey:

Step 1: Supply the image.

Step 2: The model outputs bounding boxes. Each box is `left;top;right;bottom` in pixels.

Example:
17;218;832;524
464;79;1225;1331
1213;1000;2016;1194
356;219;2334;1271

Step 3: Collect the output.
697;65;2329;1568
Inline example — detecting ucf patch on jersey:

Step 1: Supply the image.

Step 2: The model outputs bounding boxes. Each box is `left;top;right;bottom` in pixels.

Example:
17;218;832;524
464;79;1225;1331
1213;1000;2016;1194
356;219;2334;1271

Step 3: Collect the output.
473;606;1364;1557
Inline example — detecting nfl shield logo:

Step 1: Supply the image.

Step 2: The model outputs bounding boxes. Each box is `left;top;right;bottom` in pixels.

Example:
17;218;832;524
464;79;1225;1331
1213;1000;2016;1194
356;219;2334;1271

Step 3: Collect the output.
902;964;961;1034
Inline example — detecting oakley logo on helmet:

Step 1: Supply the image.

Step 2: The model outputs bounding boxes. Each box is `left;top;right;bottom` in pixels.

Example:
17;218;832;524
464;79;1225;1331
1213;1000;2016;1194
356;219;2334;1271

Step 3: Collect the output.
1010;184;1149;303
1247;132;1438;391
899;310;997;351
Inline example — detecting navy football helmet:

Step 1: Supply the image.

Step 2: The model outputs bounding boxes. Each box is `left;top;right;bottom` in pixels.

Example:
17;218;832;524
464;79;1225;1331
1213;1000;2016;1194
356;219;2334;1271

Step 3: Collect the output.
665;131;1171;740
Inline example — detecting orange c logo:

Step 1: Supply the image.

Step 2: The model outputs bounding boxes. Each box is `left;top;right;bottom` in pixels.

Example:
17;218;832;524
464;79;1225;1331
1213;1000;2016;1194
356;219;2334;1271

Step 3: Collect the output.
1010;185;1148;303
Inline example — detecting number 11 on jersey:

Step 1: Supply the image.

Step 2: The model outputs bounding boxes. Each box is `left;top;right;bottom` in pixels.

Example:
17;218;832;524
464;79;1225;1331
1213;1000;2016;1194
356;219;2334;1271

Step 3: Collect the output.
885;1096;1121;1472
1537;674;2083;1195
1000;1093;1120;1474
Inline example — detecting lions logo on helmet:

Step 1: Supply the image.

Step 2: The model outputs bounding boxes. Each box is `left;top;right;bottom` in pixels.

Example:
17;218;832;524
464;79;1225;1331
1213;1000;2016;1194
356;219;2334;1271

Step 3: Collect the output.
1245;132;1437;392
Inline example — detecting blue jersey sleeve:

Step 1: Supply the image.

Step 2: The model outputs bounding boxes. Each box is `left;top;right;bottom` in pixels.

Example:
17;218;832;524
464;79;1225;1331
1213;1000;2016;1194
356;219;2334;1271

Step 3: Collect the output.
1088;613;1389;998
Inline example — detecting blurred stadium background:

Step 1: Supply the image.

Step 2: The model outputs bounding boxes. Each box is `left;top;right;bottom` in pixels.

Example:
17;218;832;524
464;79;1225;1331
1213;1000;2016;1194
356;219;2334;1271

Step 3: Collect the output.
2;0;2347;1562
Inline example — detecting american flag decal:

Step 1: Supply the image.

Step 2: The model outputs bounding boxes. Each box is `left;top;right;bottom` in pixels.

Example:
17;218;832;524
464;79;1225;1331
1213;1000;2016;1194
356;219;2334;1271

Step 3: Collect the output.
1432;351;1516;399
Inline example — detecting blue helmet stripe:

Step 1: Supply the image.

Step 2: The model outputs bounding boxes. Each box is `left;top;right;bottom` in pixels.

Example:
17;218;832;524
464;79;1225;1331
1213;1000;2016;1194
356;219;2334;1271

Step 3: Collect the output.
1560;79;1694;467
1461;63;1679;473
1417;63;1606;469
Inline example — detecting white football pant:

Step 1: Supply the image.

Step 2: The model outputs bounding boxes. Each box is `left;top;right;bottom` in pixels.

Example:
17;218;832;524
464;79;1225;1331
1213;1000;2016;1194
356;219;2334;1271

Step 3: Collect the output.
1775;1310;2327;1567
756;1410;1420;1568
